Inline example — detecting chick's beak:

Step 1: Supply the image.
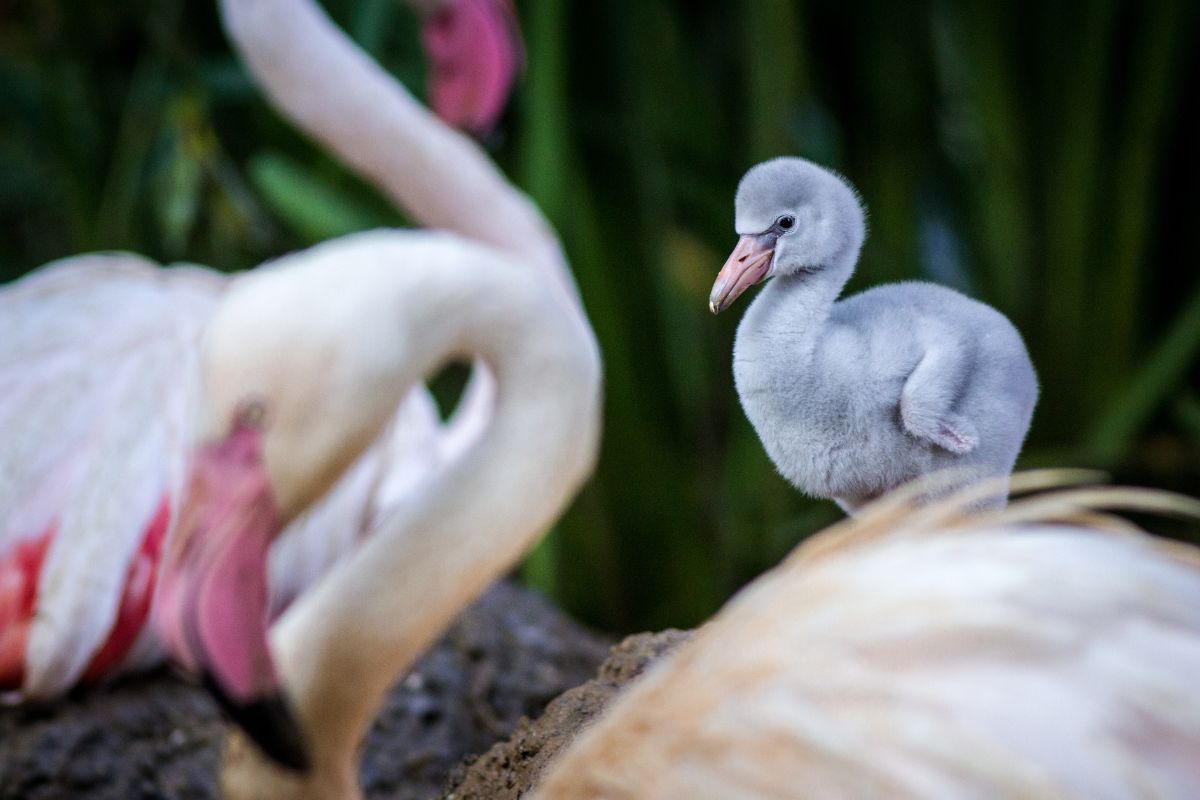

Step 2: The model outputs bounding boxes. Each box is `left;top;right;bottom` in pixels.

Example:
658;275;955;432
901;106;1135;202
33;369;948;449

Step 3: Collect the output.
153;417;311;772
709;235;775;314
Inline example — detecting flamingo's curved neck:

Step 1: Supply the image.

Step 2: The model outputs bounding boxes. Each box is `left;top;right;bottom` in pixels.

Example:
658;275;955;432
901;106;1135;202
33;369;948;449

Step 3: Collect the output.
217;0;578;307
204;231;600;786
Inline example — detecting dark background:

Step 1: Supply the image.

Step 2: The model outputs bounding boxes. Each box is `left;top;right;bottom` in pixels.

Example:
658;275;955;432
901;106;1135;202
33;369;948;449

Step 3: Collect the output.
2;0;1198;633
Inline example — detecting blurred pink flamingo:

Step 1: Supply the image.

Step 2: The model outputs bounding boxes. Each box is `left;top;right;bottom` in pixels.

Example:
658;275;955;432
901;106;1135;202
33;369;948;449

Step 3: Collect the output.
155;227;600;796
0;0;543;699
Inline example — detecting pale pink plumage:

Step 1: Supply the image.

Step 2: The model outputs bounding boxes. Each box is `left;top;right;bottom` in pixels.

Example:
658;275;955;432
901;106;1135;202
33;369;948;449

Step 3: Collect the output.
534;480;1200;799
0;0;532;700
0;257;217;695
0;256;445;697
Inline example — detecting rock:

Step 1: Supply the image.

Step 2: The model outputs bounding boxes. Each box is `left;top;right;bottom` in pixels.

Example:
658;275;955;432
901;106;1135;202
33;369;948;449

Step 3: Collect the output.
0;582;610;800
441;629;691;799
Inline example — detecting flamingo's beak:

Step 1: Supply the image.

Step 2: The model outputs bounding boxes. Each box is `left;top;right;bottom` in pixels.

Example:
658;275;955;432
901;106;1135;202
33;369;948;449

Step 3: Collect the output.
422;0;524;136
709;235;775;314
153;416;310;772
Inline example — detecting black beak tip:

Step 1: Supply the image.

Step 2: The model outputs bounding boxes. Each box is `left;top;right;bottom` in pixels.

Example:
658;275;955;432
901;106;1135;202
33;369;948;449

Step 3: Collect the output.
201;672;312;772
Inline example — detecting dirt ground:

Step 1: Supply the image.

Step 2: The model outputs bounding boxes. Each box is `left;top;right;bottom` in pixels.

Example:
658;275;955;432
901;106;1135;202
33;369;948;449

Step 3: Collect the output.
440;629;689;799
0;582;616;800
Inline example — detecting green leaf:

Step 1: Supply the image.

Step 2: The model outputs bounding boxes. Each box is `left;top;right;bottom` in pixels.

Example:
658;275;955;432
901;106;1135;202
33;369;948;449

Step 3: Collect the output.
248;152;396;242
1087;283;1200;464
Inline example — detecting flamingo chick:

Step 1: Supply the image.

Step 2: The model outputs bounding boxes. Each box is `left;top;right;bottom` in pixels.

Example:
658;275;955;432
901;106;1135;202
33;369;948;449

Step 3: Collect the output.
710;158;1037;512
534;479;1200;798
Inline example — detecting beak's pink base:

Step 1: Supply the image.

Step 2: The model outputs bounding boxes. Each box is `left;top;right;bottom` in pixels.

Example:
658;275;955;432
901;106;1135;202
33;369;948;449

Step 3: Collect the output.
422;0;523;135
709;235;775;314
153;421;281;703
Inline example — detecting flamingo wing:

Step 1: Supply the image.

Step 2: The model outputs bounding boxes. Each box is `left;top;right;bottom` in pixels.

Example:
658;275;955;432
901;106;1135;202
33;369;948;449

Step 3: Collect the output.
535;528;1200;798
0;255;223;697
1;254;453;698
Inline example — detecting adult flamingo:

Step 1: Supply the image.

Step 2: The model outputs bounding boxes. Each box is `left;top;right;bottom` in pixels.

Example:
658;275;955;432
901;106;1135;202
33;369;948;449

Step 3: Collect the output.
157;229;600;797
533;477;1200;798
0;0;547;700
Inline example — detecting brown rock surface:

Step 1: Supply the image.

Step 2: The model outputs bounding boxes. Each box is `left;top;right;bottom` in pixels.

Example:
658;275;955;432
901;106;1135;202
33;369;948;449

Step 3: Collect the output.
441;629;690;799
0;582;610;800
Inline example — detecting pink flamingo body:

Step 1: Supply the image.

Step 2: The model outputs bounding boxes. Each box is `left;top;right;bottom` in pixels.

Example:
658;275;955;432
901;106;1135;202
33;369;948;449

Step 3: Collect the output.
0;0;524;699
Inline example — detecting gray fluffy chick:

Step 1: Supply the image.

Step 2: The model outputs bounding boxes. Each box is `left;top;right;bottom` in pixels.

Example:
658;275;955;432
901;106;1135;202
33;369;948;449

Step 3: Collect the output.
710;157;1037;513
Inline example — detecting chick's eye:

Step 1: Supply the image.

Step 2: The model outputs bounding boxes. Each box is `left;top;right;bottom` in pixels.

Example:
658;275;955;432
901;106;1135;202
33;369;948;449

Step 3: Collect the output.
777;215;796;230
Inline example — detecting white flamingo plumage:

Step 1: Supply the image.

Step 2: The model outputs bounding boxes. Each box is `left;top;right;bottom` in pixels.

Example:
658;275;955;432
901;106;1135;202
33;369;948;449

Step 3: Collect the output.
0;0;534;700
155;228;600;797
533;476;1200;799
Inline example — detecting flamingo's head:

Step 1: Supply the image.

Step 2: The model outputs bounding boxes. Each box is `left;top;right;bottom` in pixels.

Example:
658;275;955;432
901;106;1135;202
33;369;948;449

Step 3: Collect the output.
152;238;449;773
709;157;866;314
421;0;524;136
153;402;311;772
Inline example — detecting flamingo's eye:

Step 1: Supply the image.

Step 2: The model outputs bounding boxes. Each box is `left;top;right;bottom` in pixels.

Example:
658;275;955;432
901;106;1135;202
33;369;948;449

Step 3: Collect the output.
777;215;796;231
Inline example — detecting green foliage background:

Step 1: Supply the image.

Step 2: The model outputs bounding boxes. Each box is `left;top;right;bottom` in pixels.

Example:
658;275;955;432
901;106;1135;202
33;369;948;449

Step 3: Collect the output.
2;0;1198;632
